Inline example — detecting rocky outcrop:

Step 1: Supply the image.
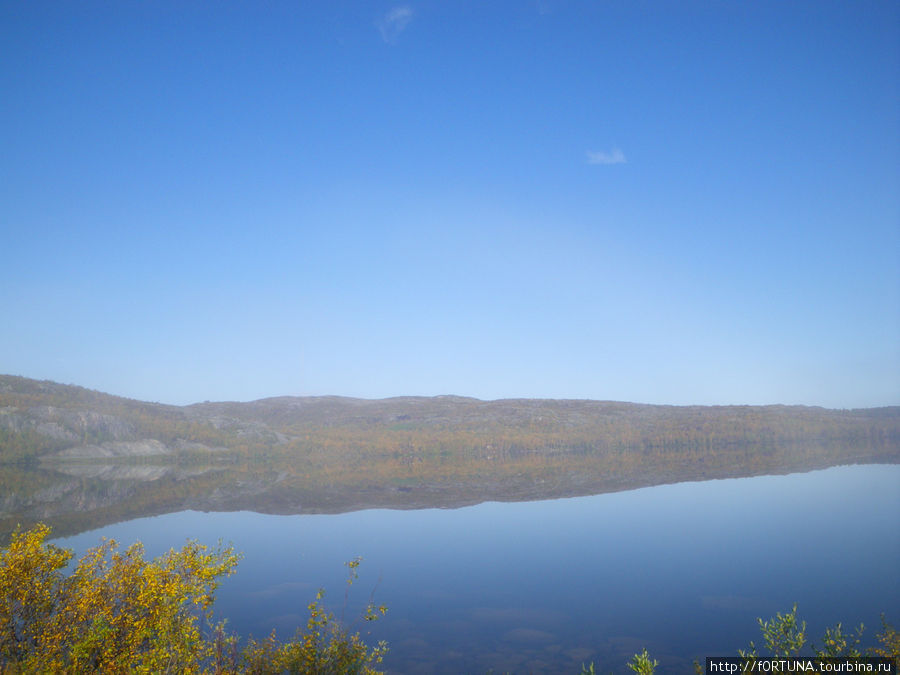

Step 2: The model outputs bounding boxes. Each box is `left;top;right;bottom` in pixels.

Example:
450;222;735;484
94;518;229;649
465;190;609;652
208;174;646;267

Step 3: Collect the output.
0;405;137;442
55;439;171;459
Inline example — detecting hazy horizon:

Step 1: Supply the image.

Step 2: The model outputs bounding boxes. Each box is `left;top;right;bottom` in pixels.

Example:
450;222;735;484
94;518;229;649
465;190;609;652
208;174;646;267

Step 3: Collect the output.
2;2;898;409
4;372;899;411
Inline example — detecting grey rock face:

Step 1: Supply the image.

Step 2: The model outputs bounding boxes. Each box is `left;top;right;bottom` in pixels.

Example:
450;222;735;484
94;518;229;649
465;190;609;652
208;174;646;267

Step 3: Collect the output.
55;439;171;459
0;405;137;441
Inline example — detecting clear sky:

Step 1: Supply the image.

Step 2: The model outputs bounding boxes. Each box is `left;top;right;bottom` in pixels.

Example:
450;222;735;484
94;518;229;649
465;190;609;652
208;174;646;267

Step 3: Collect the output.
1;1;898;408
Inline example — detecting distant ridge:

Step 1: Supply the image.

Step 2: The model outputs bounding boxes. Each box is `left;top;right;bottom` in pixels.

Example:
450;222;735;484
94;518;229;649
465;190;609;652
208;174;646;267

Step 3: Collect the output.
3;372;896;410
1;374;898;465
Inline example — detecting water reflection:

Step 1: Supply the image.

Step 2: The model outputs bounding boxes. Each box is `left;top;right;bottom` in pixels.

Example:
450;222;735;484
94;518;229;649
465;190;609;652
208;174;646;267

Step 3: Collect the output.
48;464;900;675
3;439;895;544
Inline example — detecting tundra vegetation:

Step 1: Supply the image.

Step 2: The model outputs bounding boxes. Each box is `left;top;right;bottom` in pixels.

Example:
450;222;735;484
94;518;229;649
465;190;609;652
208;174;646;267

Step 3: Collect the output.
2;376;897;468
1;525;897;674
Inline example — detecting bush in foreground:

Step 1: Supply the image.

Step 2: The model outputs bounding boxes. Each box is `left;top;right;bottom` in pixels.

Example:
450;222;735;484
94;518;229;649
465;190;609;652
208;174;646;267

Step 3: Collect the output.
583;605;899;675
0;524;386;674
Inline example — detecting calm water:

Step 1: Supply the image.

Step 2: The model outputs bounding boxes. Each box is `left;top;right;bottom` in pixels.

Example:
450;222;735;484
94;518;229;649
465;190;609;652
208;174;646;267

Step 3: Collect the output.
55;464;900;674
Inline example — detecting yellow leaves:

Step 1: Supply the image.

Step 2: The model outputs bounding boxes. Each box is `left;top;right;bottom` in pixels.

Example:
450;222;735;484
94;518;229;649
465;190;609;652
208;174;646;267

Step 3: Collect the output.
0;524;74;666
0;523;240;673
0;523;388;674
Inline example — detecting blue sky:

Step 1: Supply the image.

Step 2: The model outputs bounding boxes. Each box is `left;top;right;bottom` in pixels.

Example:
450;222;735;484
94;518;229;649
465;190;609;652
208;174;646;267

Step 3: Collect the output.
1;1;898;408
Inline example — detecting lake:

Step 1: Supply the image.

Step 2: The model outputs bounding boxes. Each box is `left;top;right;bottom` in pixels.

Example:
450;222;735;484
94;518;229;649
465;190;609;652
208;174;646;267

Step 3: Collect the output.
52;463;899;674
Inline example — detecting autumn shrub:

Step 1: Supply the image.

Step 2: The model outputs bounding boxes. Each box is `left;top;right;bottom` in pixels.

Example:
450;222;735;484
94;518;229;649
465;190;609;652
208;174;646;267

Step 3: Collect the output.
738;603;899;663
0;524;387;674
584;605;898;675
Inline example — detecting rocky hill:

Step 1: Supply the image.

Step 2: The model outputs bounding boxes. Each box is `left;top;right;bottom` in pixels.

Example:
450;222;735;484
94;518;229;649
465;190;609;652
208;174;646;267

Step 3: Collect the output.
1;374;898;464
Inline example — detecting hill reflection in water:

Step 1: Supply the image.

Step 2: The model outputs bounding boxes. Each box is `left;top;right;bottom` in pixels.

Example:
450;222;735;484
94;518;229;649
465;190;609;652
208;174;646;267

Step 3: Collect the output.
48;464;900;675
2;438;897;543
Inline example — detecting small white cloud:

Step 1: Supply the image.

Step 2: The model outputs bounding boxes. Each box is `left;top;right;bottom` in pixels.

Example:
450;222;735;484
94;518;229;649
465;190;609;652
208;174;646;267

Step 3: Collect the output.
586;148;627;165
377;6;413;44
